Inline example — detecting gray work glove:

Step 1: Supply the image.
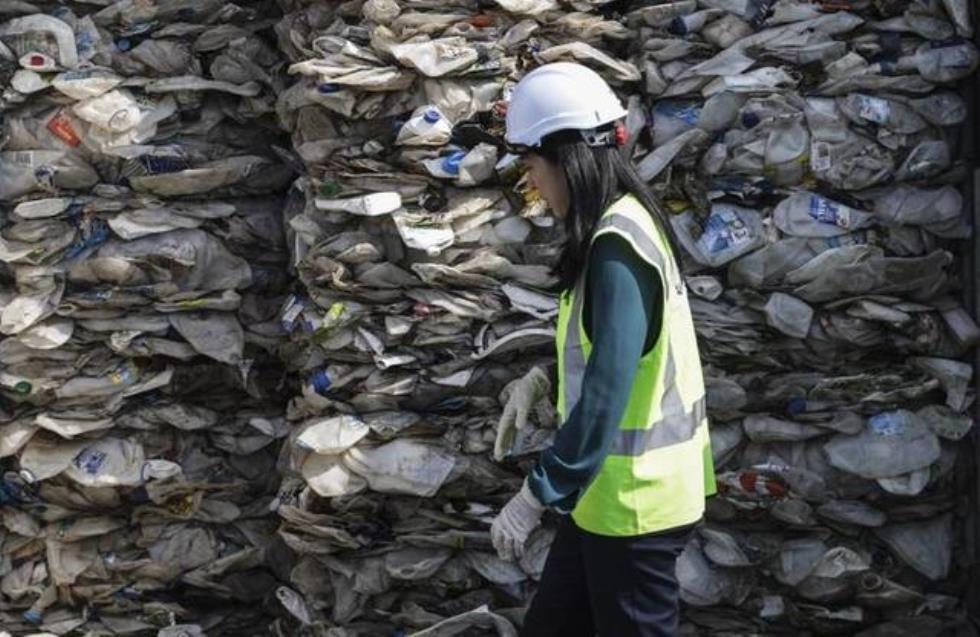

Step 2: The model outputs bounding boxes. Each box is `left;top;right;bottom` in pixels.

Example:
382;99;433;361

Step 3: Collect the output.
491;479;545;561
493;366;551;461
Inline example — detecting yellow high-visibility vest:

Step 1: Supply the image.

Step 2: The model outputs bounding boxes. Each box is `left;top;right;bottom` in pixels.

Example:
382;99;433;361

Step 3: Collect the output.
557;194;716;536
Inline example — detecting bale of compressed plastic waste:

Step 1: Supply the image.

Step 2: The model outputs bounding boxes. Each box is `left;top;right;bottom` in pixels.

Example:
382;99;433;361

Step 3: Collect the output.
268;0;978;634
0;0;295;633
1;0;977;634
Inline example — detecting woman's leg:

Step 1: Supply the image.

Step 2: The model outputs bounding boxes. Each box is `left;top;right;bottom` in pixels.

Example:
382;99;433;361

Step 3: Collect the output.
519;517;596;637
580;524;693;637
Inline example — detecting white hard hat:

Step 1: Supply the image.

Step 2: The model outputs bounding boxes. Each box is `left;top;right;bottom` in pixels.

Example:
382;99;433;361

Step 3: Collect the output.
505;62;627;149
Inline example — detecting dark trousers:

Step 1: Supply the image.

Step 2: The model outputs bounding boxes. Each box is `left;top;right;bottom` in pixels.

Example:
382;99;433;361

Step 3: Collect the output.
520;516;693;637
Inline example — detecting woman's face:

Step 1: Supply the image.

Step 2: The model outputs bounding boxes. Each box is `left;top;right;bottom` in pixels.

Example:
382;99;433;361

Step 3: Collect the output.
524;153;570;219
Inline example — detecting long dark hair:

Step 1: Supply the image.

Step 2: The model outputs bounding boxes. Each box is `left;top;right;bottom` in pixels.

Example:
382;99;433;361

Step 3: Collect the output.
532;127;681;291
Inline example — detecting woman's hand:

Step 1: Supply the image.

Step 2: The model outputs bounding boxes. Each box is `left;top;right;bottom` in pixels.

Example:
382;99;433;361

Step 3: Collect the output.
493;366;551;461
491;479;546;561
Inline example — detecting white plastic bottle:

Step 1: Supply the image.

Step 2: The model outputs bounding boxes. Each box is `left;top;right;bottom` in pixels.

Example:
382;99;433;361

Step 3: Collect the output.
909;92;967;126
395;105;453;146
893;41;979;83
837;94;926;134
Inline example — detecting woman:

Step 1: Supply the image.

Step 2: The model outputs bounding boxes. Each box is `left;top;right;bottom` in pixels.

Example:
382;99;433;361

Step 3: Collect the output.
490;63;716;637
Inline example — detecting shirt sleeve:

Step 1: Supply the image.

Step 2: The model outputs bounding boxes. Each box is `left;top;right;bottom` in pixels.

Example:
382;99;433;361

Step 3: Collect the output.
527;234;664;513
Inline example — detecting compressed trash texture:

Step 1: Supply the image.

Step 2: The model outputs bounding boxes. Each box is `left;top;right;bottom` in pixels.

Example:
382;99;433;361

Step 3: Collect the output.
1;0;978;635
0;0;295;634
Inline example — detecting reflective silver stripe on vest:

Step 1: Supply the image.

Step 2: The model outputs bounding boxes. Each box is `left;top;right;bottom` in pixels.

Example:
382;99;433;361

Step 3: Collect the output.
610;398;706;456
594;213;667;272
562;276;588;417
561;210;705;457
608;349;705;457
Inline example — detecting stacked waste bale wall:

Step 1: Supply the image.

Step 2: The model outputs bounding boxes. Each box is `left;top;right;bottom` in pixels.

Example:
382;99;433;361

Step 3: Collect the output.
1;0;978;634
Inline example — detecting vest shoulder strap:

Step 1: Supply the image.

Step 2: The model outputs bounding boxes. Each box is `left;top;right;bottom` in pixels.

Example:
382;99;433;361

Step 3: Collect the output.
593;195;674;279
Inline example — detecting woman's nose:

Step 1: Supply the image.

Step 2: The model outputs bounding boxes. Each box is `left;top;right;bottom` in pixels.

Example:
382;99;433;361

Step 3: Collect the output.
526;169;538;190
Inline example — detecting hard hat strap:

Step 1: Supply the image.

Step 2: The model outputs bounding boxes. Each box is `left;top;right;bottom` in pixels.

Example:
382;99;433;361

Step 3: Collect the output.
580;127;617;148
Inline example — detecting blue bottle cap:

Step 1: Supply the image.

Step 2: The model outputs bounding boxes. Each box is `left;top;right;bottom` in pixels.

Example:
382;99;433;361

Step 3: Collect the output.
742;111;761;129
423;109;441;124
668;16;688;35
317;83;341;94
310;368;332;395
115;38;131;51
441;150;466;175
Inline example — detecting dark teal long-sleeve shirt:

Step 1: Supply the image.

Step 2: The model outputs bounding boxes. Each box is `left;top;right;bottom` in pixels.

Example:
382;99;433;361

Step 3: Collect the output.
528;234;664;513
